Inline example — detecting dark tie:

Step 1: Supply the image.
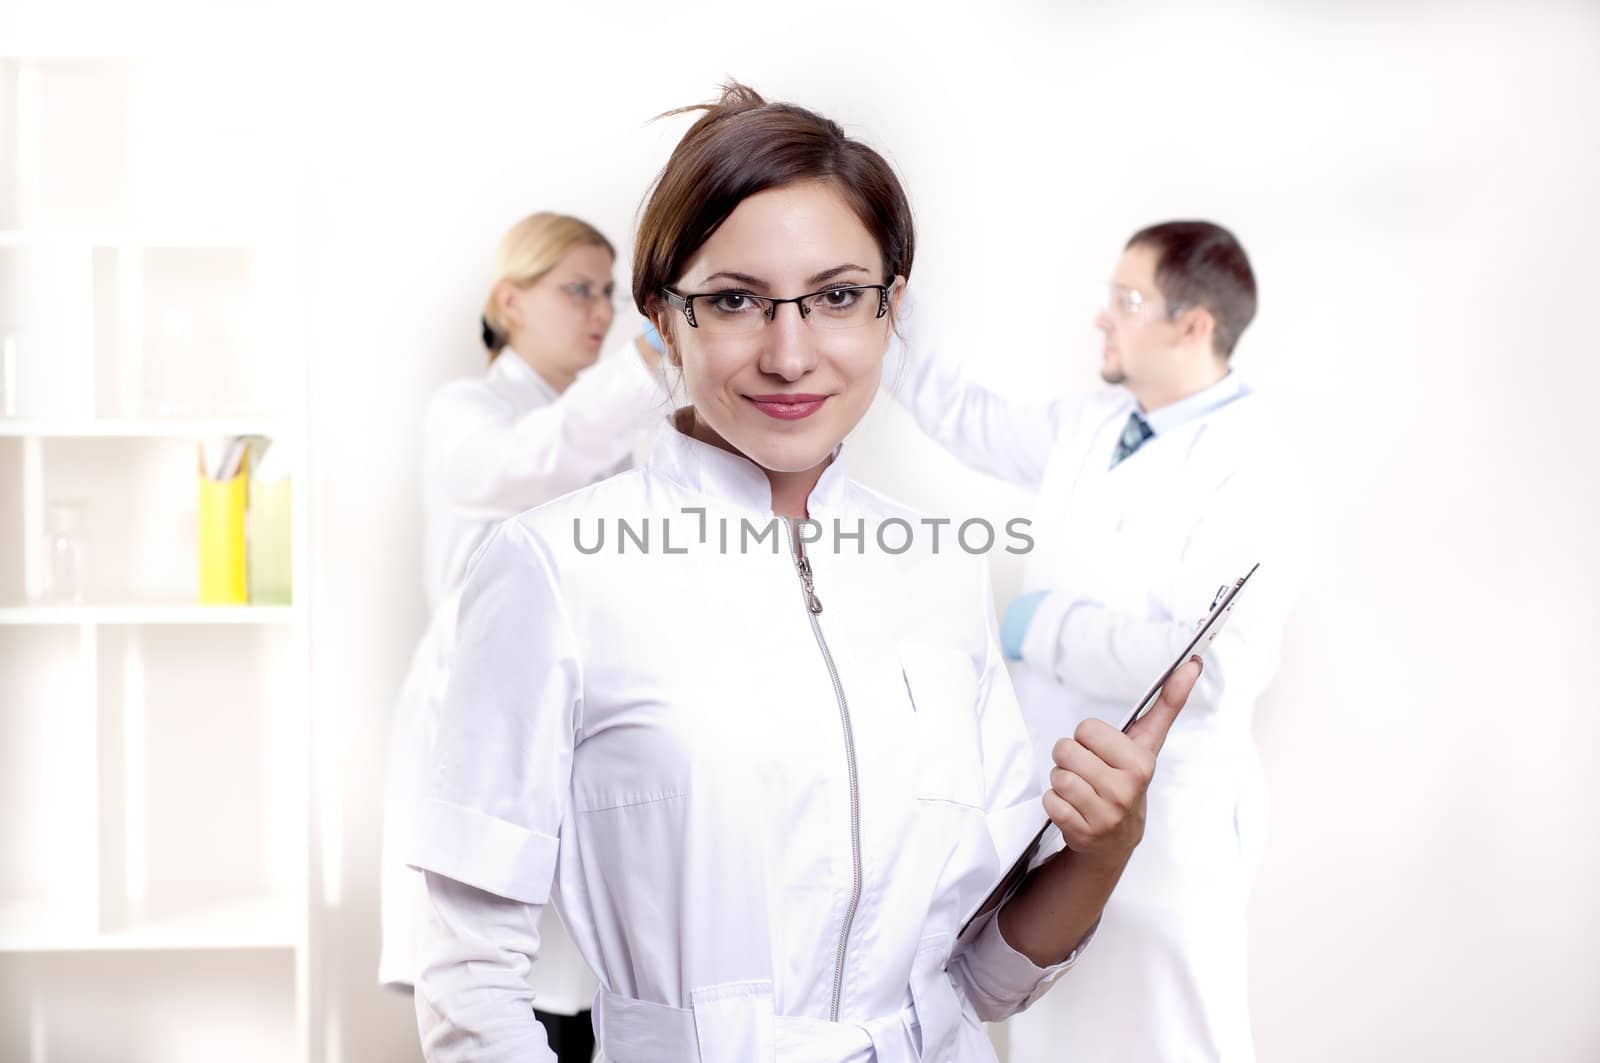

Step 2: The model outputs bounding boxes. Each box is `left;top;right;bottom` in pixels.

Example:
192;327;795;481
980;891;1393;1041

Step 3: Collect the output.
1111;411;1154;468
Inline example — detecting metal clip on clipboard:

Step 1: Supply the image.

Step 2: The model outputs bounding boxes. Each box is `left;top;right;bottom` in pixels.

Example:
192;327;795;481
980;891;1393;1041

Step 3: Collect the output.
954;563;1261;945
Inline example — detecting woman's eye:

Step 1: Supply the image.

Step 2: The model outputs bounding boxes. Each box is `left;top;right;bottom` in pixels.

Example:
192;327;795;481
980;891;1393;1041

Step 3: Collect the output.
709;293;758;314
815;288;862;310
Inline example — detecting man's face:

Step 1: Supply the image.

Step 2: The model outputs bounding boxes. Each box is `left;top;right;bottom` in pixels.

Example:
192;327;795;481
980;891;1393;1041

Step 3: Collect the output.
1093;243;1187;388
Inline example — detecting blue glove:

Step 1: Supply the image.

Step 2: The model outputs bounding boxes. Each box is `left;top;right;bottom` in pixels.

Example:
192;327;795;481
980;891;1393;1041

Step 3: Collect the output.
1000;590;1050;661
641;321;666;353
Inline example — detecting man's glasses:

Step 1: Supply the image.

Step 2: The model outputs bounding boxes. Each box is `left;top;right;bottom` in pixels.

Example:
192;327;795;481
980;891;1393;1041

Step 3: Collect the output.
1105;284;1188;322
660;281;897;336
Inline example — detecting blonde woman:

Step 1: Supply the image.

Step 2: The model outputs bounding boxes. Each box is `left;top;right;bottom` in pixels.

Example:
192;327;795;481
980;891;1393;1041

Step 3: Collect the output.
380;211;668;1060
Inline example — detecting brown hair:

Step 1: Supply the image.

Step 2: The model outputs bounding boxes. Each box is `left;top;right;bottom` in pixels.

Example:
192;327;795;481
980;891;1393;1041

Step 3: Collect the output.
1127;220;1257;359
632;81;914;322
482;212;614;360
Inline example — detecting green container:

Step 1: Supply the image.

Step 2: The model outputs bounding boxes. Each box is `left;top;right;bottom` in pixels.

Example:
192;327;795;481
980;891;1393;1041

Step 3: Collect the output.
247;477;292;605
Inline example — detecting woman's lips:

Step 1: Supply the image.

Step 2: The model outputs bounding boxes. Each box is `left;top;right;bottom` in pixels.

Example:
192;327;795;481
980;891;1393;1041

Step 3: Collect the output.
746;393;828;420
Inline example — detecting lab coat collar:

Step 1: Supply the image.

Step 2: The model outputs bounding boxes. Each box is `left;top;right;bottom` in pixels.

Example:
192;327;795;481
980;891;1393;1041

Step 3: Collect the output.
1124;372;1252;437
647;407;850;518
490;347;561;403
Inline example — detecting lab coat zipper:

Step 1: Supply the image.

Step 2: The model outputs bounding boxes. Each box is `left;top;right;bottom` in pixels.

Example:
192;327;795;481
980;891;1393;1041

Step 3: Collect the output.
785;518;863;1023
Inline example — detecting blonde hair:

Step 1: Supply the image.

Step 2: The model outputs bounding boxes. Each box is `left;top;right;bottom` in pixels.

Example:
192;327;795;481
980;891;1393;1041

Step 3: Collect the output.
481;212;614;357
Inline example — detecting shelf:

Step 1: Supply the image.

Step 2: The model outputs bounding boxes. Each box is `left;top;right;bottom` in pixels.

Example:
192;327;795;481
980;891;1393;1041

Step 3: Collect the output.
0;52;312;1062
0;624;304;956
0;228;269;249
0;602;299;626
0;435;299;606
0;896;297;953
0;949;298;1063
0;417;297;438
0;626;98;942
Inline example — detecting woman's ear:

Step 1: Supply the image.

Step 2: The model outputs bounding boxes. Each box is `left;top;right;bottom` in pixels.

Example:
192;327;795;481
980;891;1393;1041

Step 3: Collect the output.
496;280;523;333
886;275;908;339
647;303;682;368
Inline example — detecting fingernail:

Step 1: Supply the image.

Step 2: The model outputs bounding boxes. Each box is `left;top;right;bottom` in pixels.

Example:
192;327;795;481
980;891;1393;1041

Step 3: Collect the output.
1189;655;1203;673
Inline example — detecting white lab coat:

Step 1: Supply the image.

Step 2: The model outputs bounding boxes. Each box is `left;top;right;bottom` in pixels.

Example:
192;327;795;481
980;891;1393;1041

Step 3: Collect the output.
410;420;1089;1062
378;339;668;1002
887;320;1315;1062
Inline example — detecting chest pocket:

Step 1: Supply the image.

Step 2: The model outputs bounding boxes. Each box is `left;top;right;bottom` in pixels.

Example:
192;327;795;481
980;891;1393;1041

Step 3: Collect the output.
898;641;986;809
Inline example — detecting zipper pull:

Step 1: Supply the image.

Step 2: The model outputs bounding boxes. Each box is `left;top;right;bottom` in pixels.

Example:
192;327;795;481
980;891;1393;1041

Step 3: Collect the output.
793;532;824;615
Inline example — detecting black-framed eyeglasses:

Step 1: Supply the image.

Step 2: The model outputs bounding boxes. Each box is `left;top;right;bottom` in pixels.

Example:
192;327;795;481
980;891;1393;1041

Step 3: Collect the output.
660;281;898;335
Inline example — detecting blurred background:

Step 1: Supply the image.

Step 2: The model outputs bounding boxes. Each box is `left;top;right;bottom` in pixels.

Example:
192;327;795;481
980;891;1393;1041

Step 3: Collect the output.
0;1;1596;1060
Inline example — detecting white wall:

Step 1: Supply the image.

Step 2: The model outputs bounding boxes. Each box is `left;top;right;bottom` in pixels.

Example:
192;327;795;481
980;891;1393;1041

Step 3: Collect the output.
11;2;1597;1060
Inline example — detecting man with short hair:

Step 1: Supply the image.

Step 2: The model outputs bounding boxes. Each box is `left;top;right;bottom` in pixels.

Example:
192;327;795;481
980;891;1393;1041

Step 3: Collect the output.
890;221;1315;1061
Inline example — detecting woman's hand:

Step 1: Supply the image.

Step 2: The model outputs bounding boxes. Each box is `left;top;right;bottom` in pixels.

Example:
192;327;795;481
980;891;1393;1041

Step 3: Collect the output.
1043;657;1203;868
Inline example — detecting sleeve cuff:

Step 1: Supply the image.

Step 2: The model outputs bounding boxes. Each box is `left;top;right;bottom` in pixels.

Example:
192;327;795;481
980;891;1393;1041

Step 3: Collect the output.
966;909;1099;1012
408;798;559;905
1018;590;1075;679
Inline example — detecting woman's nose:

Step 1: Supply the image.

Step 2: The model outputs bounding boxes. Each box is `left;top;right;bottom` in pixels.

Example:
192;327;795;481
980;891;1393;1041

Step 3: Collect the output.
757;303;816;382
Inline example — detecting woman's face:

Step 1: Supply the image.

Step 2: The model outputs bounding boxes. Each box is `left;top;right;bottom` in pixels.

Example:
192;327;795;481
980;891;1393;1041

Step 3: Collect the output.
500;242;616;381
656;179;902;475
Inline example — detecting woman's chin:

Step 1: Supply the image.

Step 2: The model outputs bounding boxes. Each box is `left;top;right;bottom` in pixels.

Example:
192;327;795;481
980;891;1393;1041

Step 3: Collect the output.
733;420;846;476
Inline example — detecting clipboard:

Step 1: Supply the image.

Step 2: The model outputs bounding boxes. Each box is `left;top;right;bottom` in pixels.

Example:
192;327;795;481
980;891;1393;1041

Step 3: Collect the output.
954;563;1261;944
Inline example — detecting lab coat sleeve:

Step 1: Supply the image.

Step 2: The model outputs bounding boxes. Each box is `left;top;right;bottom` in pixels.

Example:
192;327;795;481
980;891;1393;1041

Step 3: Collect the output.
414;873;556;1063
949;560;1087;1020
409;519;579;1062
881;291;1084;490
426;340;667;521
1019;461;1317;728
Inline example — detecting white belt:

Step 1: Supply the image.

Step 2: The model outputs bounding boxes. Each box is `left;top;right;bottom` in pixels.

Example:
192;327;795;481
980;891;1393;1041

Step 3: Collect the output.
594;964;963;1062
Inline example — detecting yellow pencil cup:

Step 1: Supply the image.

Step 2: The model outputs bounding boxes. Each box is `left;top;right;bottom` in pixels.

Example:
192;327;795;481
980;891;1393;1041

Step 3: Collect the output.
198;459;249;605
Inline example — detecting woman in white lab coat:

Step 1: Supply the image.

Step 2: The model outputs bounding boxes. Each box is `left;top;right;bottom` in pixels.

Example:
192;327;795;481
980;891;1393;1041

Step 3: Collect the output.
379;211;669;1059
410;83;1203;1063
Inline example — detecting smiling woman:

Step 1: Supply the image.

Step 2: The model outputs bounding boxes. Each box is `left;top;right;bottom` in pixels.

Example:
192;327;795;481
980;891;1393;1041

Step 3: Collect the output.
632;83;914;515
645;179;901;515
409;82;1203;1063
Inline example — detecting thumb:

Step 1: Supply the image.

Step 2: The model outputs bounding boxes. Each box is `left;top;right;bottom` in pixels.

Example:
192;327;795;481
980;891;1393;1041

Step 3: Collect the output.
1127;657;1203;756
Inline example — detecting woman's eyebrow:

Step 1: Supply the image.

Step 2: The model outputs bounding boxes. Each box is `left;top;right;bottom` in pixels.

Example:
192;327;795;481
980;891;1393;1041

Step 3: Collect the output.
701;270;768;289
701;263;870;290
806;263;870;285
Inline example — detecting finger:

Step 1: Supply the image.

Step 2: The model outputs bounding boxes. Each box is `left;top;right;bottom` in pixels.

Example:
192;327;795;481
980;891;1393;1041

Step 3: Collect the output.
1049;767;1116;833
1043;787;1094;848
1074;718;1156;781
1053;737;1137;809
1127;656;1203;756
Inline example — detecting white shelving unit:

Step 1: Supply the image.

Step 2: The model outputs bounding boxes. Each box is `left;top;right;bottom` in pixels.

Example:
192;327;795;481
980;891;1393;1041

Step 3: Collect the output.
0;54;313;1063
0;603;299;625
